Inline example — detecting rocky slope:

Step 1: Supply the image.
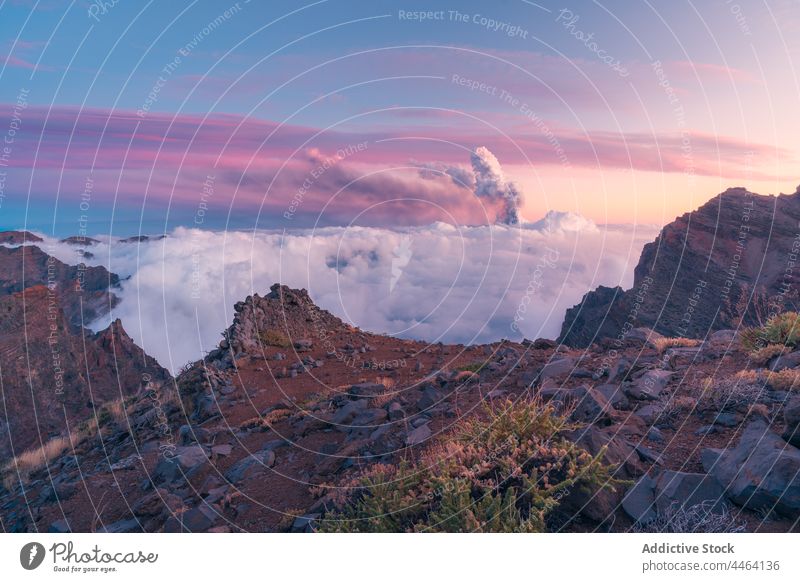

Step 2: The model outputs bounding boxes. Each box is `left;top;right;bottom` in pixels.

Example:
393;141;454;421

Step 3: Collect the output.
559;186;800;347
1;281;797;533
0;234;168;459
0;243;120;326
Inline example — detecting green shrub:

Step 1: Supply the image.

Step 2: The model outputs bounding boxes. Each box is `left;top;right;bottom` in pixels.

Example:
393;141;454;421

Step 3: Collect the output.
259;329;292;348
741;312;800;352
317;398;622;532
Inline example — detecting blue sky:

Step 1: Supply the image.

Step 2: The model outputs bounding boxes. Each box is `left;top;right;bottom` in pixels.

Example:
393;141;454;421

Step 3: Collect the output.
1;0;798;235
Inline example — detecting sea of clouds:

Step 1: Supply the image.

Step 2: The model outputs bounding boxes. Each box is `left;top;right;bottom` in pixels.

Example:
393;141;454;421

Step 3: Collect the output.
34;213;659;373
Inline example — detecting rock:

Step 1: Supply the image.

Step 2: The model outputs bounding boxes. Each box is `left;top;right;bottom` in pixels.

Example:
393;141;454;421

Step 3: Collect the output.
291;513;320;533
531;338;557;350
181;504;217;532
594;383;629;409
98;518;141;533
569;386;612;425
783;396;800;446
769;350;800;371
49;519;71;533
405;423;432;446
634;404;663;425
709;330;736;345
538;357;576;383
387;401;405;421
695;425;717;436
109;454;142;471
294;339;313;351
622;474;658;524
710;412;740;427
331;399;368;425
152;445;208;484
607;358;631;383
224;449;276;484
416;385;442;411
211;444;233;457
623;471;727;525
703;420;800;515
625;370;672;400
647;427;664;443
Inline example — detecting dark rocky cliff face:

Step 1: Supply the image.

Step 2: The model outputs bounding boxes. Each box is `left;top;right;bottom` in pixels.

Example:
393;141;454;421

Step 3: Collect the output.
559;187;800;347
0;285;169;457
0;244;120;326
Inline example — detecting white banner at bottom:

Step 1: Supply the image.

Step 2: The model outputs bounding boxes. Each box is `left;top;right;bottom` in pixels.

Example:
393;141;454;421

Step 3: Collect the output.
0;533;797;581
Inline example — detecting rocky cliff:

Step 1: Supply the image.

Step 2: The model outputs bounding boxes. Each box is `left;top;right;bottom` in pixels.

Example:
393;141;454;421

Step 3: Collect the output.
559;186;800;347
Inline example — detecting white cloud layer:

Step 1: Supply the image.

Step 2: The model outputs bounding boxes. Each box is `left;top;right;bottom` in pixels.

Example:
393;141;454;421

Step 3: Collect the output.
29;218;659;373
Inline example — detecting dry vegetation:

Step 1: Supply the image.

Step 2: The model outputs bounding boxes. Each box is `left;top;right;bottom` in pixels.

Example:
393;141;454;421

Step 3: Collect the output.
653;337;701;354
317;397;624;532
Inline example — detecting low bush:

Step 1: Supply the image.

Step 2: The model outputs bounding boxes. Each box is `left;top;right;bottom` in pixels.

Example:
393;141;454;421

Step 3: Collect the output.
740;312;800;352
653;337;700;354
259;329;292;348
317;397;623;532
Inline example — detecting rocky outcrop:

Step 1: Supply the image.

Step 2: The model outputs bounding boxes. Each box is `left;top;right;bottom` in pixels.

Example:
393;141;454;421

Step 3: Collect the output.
0;230;43;244
0;243;119;325
559;187;800;346
0;285;168;457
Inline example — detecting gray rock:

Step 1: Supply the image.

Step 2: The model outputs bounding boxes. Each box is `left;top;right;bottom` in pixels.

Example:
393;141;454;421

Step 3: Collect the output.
594;383;630;409
224;449;276;484
49;519;71;533
569;386;613;424
405;423;432;446
331;399;368;425
711;412;740;427
647;427;664;443
708;329;736;345
291;513;320;533
211;444;233;457
703;420;800;515
622;474;658;524
695;425;717;436
625;370;672;400
98;518;141;533
783;396;800;447
634;404;664;425
293;339;313;351
538;357;576;383
387;401;405;421
416;385;442;411
152;445;208;484
769;350;800;371
622;471;727;525
181;504;218;532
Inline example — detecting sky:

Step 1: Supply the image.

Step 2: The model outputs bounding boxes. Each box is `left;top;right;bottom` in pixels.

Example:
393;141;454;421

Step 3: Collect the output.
1;0;799;236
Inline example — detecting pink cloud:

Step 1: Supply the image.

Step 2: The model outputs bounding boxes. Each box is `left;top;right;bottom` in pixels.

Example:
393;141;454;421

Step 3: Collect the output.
1;103;792;228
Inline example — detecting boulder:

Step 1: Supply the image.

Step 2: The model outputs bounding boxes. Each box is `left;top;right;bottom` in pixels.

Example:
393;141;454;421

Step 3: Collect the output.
569;386;613;425
538;357;576;383
224;449;276;484
594;383;630;409
405;423;432;446
702;420;800;515
622;471;727;525
625;370;672;400
783;396;800;447
769;350;800;371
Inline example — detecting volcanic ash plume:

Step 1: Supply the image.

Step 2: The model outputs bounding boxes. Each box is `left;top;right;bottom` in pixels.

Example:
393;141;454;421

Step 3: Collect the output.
470;146;523;225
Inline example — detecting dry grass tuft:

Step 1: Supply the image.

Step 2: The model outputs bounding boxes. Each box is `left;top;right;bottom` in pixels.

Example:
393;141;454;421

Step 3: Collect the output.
653;337;701;354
